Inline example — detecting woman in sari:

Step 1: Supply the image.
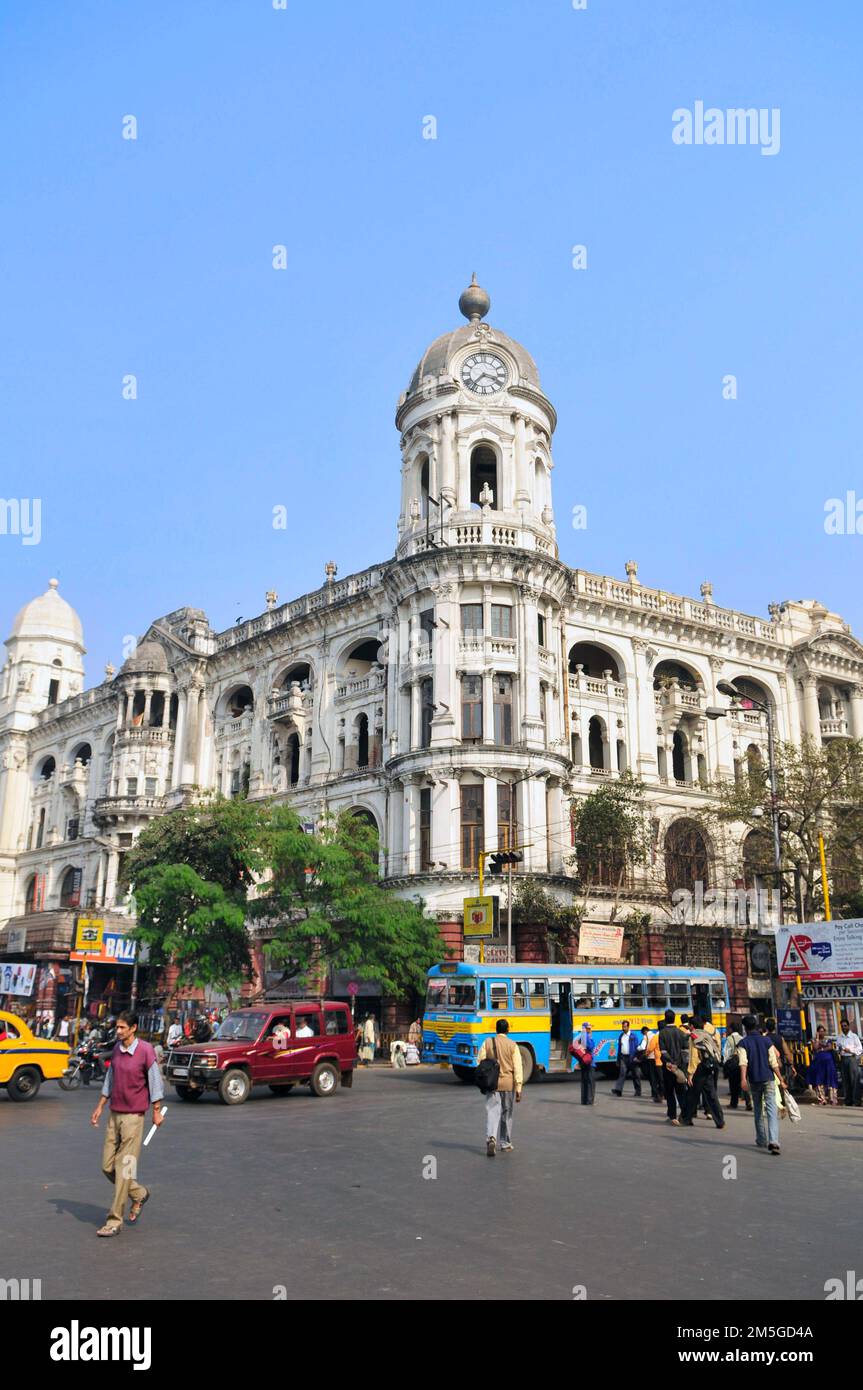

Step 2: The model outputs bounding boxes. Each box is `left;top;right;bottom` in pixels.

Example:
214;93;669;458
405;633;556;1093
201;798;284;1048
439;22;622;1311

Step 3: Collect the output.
808;1025;839;1104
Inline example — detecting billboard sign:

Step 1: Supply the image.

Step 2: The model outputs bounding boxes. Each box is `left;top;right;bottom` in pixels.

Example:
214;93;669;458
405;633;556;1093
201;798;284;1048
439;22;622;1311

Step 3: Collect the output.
776;920;863;980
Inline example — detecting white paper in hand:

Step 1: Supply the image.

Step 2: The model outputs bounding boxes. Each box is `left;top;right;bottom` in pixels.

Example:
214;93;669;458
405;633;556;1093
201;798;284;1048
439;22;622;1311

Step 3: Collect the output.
144;1104;167;1147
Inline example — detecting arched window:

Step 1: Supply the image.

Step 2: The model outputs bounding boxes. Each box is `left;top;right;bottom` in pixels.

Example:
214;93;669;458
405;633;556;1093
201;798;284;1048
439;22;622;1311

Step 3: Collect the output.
493;675;513;745
357;714;369;768
569;643;622;682
59;866;82;908
419;454;430;519
341;641;381;679
470;445;497;509
227;686;254;718
38;756;56;781
588;716;605;769
534;458;547;513
71;743;92;766
665;820;710;894
279;662;312;691
24;875;38;913
653;661;699;692
287;733;301;786
420;677;434;748
672;730;687;782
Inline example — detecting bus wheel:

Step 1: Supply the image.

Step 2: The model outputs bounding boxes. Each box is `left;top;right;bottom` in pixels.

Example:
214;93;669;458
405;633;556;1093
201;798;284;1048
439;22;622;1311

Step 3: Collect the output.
452;1064;474;1083
517;1046;535;1084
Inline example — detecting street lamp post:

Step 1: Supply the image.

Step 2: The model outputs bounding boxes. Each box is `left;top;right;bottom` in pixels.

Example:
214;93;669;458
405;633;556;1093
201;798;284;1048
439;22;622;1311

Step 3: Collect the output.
713;680;784;927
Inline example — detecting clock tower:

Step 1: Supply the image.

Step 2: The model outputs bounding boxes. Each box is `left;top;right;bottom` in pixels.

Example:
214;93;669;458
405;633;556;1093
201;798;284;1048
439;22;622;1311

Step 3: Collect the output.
394;276;558;559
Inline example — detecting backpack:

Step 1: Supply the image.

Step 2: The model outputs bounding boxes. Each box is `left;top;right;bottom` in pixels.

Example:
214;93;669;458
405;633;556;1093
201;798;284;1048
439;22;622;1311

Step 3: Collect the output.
475;1036;502;1094
695;1030;721;1076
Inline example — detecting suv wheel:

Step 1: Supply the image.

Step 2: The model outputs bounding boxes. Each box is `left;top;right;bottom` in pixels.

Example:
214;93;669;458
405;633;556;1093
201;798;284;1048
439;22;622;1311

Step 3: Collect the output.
310;1062;339;1097
175;1085;203;1101
218;1068;251;1105
8;1067;41;1102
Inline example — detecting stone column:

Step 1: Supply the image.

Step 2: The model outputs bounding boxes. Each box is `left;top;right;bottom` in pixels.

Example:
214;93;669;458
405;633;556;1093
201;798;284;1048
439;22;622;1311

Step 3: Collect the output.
115;695;124;730
104;849;120;907
171;690;188;788
410;678;422;752
142;689;153;727
440;410;456;510
402;778;418;876
431;779;455;871
430;585;457;746
483;775;498;853
513;413;529;510
850;684;863;739
195;688;210;786
801;675;822;744
482;670;495;744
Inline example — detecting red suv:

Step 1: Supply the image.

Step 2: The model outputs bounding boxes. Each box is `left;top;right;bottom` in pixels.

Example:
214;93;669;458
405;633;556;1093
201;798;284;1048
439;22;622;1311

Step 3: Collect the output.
165;1001;357;1105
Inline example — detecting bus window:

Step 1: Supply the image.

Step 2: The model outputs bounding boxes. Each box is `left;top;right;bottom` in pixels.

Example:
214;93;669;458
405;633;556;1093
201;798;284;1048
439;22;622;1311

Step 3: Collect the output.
646;979;668;1009
426;980;447;1012
623;979;645;1009
668;980;690;1012
527;979;548;1011
710;980;727;1010
573;981;595;1010
478;980;486;1009
489;982;509;1011
512;980;527;1009
450;982;476;1010
596;980;620;1009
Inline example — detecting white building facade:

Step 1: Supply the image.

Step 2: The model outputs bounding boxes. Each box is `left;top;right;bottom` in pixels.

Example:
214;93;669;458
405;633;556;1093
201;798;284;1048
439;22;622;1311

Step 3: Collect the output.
2;279;863;1014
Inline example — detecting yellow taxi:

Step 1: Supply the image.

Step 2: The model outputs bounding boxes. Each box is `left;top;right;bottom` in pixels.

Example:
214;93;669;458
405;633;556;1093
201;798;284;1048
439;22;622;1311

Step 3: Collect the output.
0;1010;70;1101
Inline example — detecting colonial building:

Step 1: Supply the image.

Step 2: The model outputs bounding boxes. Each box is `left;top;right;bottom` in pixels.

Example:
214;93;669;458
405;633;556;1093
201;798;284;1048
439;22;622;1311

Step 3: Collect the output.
2;278;863;1017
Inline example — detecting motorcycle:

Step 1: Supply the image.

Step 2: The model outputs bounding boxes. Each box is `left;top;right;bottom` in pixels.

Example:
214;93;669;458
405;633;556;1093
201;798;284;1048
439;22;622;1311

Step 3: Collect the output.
59;1036;113;1091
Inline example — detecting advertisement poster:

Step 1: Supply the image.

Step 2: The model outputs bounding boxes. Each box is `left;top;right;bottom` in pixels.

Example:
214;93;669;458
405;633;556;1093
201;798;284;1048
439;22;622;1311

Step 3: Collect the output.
776;920;863;980
0;962;37;997
578;923;625;961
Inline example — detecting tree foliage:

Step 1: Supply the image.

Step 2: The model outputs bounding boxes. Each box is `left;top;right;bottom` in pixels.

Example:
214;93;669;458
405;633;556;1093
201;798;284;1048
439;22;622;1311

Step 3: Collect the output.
250;807;445;995
504;875;581;960
133;863;251;1007
121;793;267;900
569;772;652;905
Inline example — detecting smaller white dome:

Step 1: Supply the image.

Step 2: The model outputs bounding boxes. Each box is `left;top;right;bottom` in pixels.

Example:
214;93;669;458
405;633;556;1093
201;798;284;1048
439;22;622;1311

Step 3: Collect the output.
9;579;84;648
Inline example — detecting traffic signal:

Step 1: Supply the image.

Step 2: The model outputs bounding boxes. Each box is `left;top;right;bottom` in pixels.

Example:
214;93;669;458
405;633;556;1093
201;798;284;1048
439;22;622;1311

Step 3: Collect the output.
488;851;524;874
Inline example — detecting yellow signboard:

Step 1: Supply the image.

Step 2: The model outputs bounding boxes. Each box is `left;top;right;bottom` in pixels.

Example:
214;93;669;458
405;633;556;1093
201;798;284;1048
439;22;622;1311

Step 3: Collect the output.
463;896;497;937
74;918;105;954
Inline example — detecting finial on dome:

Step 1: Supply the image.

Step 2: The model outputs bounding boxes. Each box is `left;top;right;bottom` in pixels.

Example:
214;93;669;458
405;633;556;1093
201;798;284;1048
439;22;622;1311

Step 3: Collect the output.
458;273;490;323
48;578;59;590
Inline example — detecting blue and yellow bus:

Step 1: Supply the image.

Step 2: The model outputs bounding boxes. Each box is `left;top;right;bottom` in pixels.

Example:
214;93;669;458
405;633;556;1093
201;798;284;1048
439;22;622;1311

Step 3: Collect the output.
423;962;729;1083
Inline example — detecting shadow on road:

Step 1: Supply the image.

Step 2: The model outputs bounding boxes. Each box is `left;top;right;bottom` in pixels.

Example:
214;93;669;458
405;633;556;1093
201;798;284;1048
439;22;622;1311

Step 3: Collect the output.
49;1198;107;1226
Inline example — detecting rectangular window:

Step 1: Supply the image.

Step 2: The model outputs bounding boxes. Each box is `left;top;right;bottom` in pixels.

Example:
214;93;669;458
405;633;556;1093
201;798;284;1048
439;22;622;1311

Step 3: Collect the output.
489;982;508;1011
460;785;484;870
420;678;434;749
596;979;621;1009
419;607;435;641
126;778;138;797
527;978;549;1011
461;675;483;743
623;980;645;1009
512;980;527;1009
710;979;727;1009
646;979;668;1009
668;980;691;1011
496;782;517;854
537;613;546;647
461;603;483;635
491;604;513;638
48;679;59;705
293;1010;321;1037
35;809;45;849
145;777;157;797
420;788;432;870
572;980;595;1010
324;1007;349;1035
65;816;80;842
493;675;513;745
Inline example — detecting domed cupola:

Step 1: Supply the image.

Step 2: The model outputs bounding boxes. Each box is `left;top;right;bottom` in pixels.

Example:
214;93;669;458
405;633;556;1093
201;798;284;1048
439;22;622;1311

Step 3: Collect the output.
1;579;86;713
395;278;558;560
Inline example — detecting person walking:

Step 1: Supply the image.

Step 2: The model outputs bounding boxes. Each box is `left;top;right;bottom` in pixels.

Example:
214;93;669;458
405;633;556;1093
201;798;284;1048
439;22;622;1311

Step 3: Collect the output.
58;1014;71;1043
723;1015;752;1111
737;1013;784;1155
570;1021;596;1105
611;1019;642;1096
90;1010;164;1237
808;1025;840;1105
641;1025;664;1103
360;1013;377;1066
477;1018;523;1156
836;1018;862;1106
658;1009;689;1126
681;1017;725;1129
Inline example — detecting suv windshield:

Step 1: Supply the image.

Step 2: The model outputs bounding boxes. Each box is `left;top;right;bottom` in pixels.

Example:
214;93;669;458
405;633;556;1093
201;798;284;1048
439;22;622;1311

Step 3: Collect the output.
214;1011;268;1042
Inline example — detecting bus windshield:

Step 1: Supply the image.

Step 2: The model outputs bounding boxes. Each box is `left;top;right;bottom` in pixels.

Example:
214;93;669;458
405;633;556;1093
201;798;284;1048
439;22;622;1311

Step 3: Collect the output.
426;979;477;1012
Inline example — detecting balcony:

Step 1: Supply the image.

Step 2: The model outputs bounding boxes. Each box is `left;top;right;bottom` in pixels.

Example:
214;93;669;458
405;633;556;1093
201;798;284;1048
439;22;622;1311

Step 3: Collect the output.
458;636;518;664
821;717;849;739
267;691;313;722
569;673;626;701
116;726;174;746
335;670;386;701
654;685;703;714
94;794;165;822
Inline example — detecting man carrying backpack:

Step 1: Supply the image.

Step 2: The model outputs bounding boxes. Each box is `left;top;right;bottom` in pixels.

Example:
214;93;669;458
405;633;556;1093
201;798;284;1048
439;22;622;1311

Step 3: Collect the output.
476;1019;523;1157
681;1016;725;1128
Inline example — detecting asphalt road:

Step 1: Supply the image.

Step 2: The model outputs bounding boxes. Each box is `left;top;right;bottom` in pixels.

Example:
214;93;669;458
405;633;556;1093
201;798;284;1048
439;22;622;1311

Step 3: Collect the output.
3;1066;860;1301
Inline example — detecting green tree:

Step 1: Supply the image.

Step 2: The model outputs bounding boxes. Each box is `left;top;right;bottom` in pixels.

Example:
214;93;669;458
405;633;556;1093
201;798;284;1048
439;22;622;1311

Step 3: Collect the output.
133;863;252;1008
503;875;582;961
569;772;652;915
121;793;268;899
251;806;446;995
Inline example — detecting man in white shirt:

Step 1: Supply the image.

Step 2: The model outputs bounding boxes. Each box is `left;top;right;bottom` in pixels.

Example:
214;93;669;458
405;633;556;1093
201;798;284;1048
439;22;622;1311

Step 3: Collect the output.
166;1018;183;1050
612;1019;642;1097
295;1019;314;1038
837;1019;862;1107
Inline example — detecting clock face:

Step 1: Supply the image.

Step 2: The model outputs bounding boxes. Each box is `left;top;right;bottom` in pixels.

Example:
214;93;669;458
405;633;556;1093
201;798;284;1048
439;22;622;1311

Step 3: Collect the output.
460;352;507;396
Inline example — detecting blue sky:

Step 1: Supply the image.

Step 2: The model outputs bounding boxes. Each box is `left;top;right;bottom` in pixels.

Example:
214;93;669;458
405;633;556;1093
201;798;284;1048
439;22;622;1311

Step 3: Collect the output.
1;0;861;678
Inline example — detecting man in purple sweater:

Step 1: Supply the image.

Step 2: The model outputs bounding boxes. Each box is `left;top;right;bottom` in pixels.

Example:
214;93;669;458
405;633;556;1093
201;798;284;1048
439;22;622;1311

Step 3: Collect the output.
91;1010;164;1237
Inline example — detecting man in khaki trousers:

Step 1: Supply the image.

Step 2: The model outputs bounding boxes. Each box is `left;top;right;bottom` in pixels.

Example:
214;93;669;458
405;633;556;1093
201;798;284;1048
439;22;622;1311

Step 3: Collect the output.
477;1018;523;1156
91;1011;164;1236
